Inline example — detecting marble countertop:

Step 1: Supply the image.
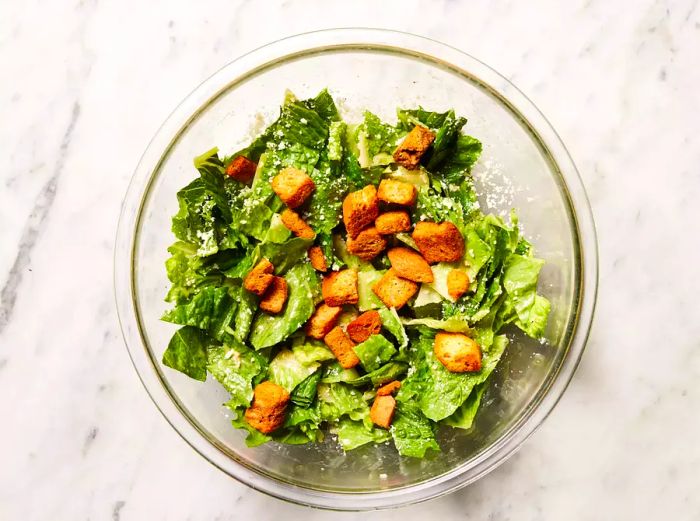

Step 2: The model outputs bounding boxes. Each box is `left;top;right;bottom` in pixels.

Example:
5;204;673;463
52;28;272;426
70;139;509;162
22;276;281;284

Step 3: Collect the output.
2;0;699;519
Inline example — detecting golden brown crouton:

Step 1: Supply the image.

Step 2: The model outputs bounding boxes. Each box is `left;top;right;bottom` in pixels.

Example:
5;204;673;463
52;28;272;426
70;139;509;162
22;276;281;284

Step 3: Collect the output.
307;245;328;272
372;268;419;309
376;380;401;397
322;269;359;306
243;258;275;296
305;304;343;340
245;381;290;434
280;209;315;239
412;221;465;264
447;269;470;300
393;125;436;170
271;167;316;208
434;332;482;373
377;179;418;206
259;276;288;314
387;247;434;283
375;211;411;235
346;310;382;343
346;226;387;261
225;155;257;184
342;185;379;238
323;326;360;369
370;394;396;429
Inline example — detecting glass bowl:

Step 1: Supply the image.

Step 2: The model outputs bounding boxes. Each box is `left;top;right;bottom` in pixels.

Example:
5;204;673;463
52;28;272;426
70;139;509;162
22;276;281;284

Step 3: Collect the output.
114;28;597;510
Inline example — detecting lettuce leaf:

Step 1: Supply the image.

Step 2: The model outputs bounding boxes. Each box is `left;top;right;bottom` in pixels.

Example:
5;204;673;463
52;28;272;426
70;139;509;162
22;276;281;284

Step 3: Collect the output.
161;326;209;381
321;361;360;384
346;362;408;388
268;349;320;392
377;307;408;350
397;108;468;171
390;402;440;458
334;418;391;451
357;269;385;311
353;334;397;372
398;332;509;421
249;262;320;349
318;383;370;424
208;341;267;409
443;382;487;430
290;371;322;408
161;286;236;342
355;111;403;167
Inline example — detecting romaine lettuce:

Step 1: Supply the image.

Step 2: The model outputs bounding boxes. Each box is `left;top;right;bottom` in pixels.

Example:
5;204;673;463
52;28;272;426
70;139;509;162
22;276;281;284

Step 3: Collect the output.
249;262;320;349
160;90;551;457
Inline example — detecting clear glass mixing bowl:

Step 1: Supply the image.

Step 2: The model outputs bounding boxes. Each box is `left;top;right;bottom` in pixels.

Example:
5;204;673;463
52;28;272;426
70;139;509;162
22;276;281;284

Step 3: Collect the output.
114;29;597;510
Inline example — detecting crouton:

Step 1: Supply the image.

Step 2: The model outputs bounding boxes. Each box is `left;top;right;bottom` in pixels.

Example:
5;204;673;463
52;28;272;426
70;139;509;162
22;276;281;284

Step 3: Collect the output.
306;304;343;340
281;209;315;239
434;332;482;373
412;221;465;264
346;310;382;343
271;167;315;208
447;269;470;300
243;258;275;296
259;276;288;314
343;185;379;238
393;125;436;169
372;268;419;309
346;226;387;261
375;211;411;235
244;381;290;434
307;245;328;272
323;326;360;369
377;179;418;206
322;269;359;306
376;380;401;397
370;395;396;429
387;247;434;283
225;155;257;184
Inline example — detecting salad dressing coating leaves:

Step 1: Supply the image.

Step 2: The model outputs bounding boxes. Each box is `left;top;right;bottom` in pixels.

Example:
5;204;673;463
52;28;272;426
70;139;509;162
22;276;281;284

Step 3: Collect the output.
160;90;550;456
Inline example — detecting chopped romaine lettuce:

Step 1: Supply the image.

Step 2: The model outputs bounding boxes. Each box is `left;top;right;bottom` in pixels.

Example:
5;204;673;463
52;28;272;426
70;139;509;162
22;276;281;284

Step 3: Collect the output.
353;335;397;372
208;341;266;409
160;89;550;457
249;263;320;349
357;269;385;311
334;418;391;450
161;326;209;381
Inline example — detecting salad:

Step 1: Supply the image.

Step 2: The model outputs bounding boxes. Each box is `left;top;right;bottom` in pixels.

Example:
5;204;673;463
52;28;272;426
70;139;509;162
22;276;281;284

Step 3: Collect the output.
161;89;550;457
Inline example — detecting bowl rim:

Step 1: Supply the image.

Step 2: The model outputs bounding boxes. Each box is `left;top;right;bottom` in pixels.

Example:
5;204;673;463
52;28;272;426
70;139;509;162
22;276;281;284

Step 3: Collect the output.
114;27;598;510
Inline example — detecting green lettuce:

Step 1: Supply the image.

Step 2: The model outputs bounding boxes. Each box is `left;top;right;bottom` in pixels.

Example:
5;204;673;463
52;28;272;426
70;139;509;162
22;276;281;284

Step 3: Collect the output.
161;286;236;341
290;371;322;408
443;382;487;430
391;402;440;458
161;90;551;457
377;307;408;350
321;362;360;384
334;418;391;451
249;262;320;349
357;269;385;311
347;362;408;388
208;342;267;410
268;349;319;392
161;326;209;381
355;111;403;167
353;334;397;372
399;332;509;421
318;383;370;424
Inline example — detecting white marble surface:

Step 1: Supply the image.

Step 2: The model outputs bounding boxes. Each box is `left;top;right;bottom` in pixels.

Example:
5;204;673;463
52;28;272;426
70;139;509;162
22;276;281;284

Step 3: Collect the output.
2;0;699;519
